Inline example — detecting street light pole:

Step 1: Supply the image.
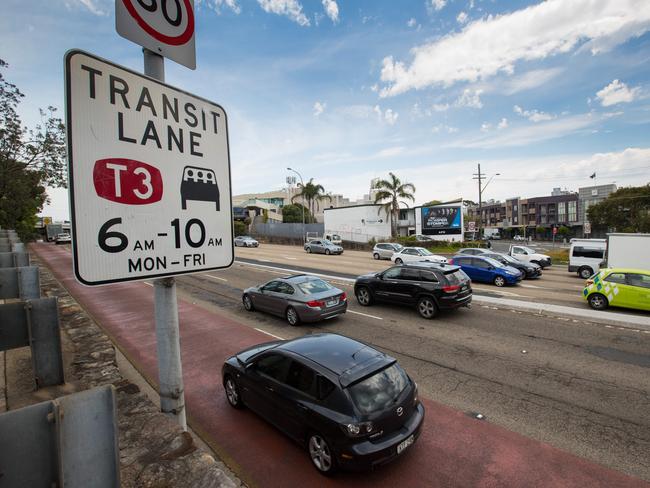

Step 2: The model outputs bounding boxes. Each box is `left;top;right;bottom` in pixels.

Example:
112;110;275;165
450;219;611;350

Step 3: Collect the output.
472;164;500;240
287;167;305;245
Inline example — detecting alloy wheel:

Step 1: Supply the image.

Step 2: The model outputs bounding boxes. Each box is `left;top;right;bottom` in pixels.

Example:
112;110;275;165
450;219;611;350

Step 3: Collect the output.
589;294;608;310
373;253;380;260
395;258;403;264
286;307;300;326
243;294;253;311
580;267;593;279
309;435;333;473
494;276;505;287
224;377;242;408
356;287;371;306
417;297;437;319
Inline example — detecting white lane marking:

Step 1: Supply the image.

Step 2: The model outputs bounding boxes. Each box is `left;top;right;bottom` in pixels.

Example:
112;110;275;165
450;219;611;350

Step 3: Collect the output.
254;328;284;340
205;274;228;282
235;260;356;283
348;310;383;320
143;282;153;287
520;283;541;289
284;256;298;260
471;286;522;297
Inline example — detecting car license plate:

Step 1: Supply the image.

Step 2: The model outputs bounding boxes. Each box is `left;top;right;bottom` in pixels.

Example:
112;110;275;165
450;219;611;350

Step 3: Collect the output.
396;434;414;455
326;299;337;307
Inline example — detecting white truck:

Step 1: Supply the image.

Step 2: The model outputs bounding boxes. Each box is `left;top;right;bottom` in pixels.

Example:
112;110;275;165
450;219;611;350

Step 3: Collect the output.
508;244;552;268
568;238;606;279
604;233;650;269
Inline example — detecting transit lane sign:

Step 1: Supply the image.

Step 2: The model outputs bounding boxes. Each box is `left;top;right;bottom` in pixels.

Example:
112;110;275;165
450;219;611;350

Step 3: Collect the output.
65;50;232;285
116;0;196;69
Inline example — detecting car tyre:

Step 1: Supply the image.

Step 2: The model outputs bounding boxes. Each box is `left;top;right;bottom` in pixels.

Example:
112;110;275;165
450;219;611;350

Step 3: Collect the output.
355;286;374;306
417;296;438;319
325;249;331;255
242;294;255;311
286;306;301;326
395;258;403;264
579;266;593;279
308;433;337;476
588;293;609;310
306;247;312;253
373;252;380;260
223;375;244;409
494;275;506;287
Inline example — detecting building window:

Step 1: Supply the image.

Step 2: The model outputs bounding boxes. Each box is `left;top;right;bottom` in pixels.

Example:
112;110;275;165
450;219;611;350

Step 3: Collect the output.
568;201;577;222
558;202;566;221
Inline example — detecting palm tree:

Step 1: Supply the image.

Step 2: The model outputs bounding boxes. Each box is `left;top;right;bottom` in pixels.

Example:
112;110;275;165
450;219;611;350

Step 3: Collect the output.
373;172;416;237
291;178;331;222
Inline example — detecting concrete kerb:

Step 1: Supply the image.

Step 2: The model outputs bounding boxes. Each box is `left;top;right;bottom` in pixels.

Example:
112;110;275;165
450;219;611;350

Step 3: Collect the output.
234;259;650;331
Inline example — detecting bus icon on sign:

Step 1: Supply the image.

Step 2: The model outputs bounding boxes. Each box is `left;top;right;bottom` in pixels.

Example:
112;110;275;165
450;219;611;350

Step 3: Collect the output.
181;166;220;211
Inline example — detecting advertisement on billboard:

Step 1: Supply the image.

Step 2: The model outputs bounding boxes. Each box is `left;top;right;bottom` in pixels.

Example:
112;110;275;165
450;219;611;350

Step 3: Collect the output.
420;205;462;235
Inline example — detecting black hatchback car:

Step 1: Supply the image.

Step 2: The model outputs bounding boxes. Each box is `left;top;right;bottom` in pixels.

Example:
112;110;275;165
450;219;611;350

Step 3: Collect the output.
481;252;542;279
222;333;424;475
354;262;472;319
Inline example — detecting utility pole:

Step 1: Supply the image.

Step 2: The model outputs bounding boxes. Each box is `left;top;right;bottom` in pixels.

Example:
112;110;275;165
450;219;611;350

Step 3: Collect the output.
473;164;484;239
287;167;305;244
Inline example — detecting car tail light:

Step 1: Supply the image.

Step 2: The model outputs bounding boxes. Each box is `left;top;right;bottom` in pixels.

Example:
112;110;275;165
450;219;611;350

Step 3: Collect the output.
306;300;325;308
586;279;594;286
442;285;460;293
341;292;347;301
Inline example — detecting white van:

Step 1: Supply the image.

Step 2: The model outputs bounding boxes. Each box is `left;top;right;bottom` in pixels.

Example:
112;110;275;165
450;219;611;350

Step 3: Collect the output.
324;233;343;246
568;238;606;279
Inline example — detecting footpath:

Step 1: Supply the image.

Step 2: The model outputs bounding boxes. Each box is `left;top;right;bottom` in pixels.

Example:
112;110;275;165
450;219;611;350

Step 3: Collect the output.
24;242;650;488
1;251;241;487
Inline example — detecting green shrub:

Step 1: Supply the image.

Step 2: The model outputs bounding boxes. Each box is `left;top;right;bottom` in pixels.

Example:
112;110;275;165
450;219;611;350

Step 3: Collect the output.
233;221;247;236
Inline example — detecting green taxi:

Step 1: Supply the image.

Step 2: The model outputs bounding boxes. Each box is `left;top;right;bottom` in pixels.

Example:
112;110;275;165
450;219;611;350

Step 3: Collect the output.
583;268;650;312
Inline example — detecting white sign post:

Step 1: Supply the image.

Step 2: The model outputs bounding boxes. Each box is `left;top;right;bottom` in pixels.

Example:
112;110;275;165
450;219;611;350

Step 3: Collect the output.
65;51;232;285
116;0;196;69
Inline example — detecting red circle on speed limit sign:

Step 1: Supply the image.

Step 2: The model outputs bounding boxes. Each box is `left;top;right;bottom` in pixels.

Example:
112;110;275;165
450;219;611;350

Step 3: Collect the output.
121;0;194;46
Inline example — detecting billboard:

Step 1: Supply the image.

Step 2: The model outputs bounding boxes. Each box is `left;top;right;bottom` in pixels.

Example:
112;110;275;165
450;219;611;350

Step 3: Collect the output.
420;205;462;235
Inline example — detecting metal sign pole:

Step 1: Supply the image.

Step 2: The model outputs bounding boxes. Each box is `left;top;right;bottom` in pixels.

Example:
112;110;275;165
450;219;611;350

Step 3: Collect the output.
144;48;186;431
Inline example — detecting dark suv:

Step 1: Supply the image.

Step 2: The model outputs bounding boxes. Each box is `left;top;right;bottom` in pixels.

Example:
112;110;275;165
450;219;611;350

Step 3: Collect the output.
354;262;472;319
222;333;424;475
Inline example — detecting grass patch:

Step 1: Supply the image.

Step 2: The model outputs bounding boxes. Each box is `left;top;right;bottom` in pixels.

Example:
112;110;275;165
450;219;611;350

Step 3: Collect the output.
547;248;569;264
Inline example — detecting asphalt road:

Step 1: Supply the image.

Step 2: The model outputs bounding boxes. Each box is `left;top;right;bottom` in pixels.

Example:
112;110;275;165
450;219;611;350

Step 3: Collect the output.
174;257;650;481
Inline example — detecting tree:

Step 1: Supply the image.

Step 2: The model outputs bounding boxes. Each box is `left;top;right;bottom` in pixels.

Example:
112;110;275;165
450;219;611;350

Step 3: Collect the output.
373;172;416;237
291;179;331;222
422;200;442;207
1;60;66;239
557;225;570;238
281;203;312;223
587;184;650;233
233;220;247;236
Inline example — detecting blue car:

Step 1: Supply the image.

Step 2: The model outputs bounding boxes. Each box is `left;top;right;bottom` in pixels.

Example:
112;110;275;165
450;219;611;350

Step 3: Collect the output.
448;255;522;287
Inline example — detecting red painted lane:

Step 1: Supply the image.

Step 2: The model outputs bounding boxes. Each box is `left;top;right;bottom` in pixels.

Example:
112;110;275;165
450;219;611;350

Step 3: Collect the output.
32;243;648;488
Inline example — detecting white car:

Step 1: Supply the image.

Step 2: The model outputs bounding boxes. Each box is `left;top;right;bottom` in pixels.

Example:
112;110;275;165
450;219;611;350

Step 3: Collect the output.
513;235;526;241
391;247;447;265
508;245;551;268
55;233;71;244
234;236;259;247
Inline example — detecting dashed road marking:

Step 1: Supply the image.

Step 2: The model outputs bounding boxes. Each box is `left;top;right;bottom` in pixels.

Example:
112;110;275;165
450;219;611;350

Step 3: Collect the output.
284;256;298;260
143;282;153;287
205;274;228;282
348;310;383;320
254;328;284;340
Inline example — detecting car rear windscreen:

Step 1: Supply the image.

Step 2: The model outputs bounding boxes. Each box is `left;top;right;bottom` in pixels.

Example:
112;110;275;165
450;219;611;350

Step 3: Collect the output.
572;246;604;259
347;364;409;414
297;278;333;294
444;269;470;285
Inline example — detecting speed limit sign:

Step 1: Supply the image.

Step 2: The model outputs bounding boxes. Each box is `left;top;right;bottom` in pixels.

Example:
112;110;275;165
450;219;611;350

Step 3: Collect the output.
116;0;196;69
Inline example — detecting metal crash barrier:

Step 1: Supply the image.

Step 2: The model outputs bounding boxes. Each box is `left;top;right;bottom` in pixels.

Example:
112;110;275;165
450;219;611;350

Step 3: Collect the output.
0;385;120;487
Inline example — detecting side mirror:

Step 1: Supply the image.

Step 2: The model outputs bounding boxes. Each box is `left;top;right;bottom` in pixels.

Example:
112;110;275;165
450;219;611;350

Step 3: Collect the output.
376;273;384;280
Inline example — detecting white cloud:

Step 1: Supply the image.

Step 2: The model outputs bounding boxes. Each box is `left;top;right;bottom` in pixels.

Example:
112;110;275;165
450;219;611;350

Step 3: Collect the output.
257;0;310;26
596;79;641;106
455;88;483;109
449;111;619;149
373;105;399;125
497;118;509;129
313;101;326;116
407;18;417;28
457;11;468;24
432;103;450;112
199;0;241;14
73;0;107;15
433;124;458;134
480;122;491;132
501;67;565;95
513;105;554;122
322;0;339;23
431;0;447;11
379;0;650;97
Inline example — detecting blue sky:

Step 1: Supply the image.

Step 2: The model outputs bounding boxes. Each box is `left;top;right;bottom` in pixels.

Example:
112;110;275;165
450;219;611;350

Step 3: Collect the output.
2;0;650;220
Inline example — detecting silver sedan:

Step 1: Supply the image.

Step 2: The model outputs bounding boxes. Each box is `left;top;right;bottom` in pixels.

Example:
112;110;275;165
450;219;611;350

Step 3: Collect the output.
304;239;343;255
242;275;347;326
234;235;259;247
